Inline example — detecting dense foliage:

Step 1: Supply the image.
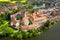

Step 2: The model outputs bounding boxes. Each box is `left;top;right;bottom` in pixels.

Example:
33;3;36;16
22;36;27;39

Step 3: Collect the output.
0;2;60;39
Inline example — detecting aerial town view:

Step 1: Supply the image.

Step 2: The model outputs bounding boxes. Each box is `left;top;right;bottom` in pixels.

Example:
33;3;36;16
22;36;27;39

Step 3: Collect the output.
0;0;60;40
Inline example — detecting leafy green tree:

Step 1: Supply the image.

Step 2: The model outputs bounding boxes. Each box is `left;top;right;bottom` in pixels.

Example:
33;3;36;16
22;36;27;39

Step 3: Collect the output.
22;31;29;38
40;26;45;31
44;20;50;27
31;28;39;36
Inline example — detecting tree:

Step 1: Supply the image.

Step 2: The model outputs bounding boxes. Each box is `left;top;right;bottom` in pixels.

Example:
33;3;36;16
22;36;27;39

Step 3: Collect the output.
44;20;50;27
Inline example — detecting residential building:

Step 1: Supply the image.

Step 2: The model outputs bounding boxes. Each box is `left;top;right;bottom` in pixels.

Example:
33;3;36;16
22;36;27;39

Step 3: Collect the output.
30;12;48;24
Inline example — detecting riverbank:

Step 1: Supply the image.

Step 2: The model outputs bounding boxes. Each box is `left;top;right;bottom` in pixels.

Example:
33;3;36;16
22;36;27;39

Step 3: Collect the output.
0;22;60;40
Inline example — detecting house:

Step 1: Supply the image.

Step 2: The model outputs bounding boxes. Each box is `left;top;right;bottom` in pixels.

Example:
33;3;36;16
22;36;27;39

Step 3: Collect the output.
10;9;48;30
38;9;56;17
6;4;18;10
19;4;26;7
10;15;20;27
20;23;39;31
10;10;29;26
0;11;4;15
22;16;29;26
12;5;18;10
30;12;48;24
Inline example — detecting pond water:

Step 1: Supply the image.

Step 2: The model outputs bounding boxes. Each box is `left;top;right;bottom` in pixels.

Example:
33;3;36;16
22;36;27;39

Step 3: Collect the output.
0;23;60;40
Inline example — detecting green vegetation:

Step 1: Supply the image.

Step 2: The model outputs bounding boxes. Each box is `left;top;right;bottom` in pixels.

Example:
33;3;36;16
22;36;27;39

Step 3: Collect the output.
0;10;60;39
0;12;40;39
44;20;50;27
17;15;22;20
40;20;60;32
0;2;60;39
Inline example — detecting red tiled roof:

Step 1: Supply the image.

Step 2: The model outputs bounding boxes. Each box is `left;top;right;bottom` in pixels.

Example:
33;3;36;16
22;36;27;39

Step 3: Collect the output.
20;23;39;30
